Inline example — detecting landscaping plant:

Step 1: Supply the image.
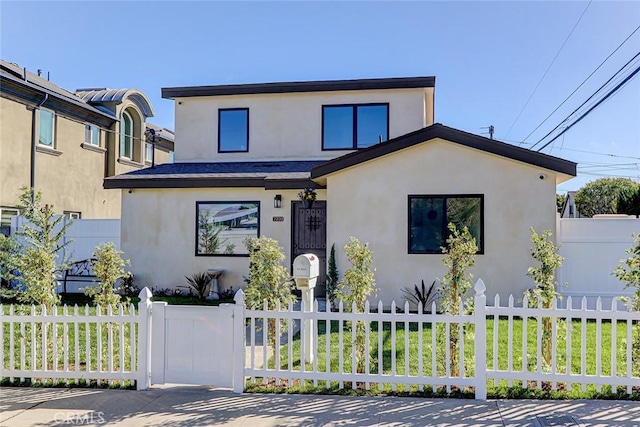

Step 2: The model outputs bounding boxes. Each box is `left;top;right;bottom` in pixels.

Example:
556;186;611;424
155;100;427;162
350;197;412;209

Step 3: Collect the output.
613;233;640;376
402;279;438;313
524;227;564;367
185;272;213;300
243;236;296;347
326;243;339;308
86;242;130;308
440;223;477;376
337;236;376;373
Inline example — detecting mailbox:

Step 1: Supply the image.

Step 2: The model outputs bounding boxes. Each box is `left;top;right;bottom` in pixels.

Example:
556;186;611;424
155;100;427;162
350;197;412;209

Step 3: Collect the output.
293;253;319;290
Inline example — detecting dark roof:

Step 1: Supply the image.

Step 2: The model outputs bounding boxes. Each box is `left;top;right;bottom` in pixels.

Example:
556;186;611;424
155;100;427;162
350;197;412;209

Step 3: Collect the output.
0;60;117;126
162;76;435;99
311;123;577;179
104;161;324;190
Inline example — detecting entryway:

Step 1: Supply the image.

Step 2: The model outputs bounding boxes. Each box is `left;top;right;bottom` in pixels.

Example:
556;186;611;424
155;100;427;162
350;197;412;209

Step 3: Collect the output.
292;200;327;299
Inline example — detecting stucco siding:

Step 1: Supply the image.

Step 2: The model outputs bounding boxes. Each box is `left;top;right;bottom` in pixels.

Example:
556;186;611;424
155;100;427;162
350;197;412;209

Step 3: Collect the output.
326;138;558;303
174;88;432;163
0;97;32;206
121;188;325;291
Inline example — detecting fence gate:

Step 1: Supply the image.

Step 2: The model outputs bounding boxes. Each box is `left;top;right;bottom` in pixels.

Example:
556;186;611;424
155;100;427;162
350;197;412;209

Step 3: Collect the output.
150;303;236;387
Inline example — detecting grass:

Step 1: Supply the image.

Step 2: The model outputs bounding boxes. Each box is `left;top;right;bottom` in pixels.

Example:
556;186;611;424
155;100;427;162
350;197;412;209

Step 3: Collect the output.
248;316;640;398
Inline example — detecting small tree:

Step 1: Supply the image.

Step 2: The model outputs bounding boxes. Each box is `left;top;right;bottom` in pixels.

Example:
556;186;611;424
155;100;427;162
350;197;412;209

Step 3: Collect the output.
8;187;74;309
337;237;376;373
525;228;564;367
243;236;295;347
326;243;339;307
86;242;129;308
613;234;640;376
440;223;477;377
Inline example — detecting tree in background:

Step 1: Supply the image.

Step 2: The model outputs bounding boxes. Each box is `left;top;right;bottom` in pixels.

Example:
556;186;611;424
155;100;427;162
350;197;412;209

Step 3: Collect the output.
617;187;640;218
574;178;639;217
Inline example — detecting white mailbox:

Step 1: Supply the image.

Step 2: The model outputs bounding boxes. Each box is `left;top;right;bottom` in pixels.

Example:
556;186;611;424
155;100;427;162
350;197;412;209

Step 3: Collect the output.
293;253;319;290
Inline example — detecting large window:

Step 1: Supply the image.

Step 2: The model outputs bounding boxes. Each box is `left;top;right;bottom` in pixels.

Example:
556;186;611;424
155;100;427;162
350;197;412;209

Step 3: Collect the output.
408;195;484;254
218;109;249;153
322;104;388;150
121;111;133;158
85;124;100;146
39;109;55;147
196;201;259;256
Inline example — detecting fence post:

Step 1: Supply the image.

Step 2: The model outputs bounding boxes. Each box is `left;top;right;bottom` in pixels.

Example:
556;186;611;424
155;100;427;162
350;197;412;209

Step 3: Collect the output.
474;278;487;400
137;287;153;390
232;289;246;394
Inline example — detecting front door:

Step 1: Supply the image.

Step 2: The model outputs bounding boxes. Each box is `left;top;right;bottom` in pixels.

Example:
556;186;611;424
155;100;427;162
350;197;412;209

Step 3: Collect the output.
292;200;327;299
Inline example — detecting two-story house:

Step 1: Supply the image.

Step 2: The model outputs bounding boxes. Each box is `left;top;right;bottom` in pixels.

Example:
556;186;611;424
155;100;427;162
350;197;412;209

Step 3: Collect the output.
0;59;174;235
105;76;576;302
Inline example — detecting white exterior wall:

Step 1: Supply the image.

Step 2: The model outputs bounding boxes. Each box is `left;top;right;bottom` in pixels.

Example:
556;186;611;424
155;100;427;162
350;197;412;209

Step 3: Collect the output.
173;88;433;162
557;216;639;308
325;138;559;304
121;188;325;291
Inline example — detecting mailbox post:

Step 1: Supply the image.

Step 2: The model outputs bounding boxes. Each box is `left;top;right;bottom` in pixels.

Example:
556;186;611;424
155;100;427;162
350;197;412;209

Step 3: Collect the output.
293;254;318;364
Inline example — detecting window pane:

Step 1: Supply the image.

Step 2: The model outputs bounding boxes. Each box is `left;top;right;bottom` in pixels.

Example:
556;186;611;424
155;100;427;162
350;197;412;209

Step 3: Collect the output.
121;113;133;157
323;106;353;149
91;126;100;145
85;125;91;143
39;110;54;146
145;143;153;161
410;197;444;252
357;105;387;148
447;197;481;245
0;208;19;237
196;202;259;255
219;109;248;152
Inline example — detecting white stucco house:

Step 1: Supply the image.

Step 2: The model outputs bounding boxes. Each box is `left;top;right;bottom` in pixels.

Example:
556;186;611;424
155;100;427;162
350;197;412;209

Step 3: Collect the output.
104;76;576;303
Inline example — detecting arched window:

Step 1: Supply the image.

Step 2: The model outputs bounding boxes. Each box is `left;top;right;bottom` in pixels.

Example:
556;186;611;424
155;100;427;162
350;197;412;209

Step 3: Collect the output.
121;111;133;158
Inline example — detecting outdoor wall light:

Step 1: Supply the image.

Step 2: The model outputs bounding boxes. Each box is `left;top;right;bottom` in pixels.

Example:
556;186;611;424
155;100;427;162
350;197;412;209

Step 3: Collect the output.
274;194;282;208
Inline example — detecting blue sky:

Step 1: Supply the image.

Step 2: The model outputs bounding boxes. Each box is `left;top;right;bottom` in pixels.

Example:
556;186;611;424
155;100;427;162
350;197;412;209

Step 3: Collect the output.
1;1;638;191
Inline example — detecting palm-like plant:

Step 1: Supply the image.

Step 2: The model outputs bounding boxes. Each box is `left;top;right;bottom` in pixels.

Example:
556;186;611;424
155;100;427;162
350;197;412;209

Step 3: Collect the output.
402;279;438;313
185;272;212;300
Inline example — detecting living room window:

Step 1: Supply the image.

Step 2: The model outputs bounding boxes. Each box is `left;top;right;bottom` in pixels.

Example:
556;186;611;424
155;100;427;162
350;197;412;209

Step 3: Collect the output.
121;111;133;158
408;195;484;254
39;109;55;147
322;103;388;150
218;109;249;153
196;201;259;256
85;124;100;146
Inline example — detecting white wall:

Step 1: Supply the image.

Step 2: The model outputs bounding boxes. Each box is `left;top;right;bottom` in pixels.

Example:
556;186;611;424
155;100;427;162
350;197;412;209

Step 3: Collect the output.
121;188;325;292
325;138;560;305
174;88;434;162
557;216;639;308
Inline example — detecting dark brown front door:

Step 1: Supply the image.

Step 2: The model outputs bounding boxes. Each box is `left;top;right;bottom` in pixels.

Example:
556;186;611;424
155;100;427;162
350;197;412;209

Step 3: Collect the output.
292;200;327;299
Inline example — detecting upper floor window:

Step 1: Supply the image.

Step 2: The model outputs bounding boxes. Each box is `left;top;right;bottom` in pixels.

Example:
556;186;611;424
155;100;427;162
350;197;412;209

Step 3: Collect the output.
39;109;55;147
145;142;154;163
322;104;388;150
218;108;249;153
85;124;100;146
121;111;133;158
408;195;484;254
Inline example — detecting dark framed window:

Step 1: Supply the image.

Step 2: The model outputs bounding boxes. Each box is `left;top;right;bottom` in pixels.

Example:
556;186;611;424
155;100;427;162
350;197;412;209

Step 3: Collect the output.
195;201;259;256
322;103;388;150
408;195;484;254
218;108;249;153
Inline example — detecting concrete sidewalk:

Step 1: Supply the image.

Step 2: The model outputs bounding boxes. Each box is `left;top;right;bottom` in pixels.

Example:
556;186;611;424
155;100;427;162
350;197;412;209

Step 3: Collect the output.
1;386;639;426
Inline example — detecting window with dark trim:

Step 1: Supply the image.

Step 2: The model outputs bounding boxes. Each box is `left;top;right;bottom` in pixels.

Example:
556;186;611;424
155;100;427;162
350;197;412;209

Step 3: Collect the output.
195;201;259;256
322;103;388;150
408;195;484;254
218;108;249;153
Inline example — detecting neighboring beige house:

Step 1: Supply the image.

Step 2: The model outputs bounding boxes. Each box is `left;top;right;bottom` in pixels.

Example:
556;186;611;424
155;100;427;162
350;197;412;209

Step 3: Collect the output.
106;76;576;303
0;59;174;235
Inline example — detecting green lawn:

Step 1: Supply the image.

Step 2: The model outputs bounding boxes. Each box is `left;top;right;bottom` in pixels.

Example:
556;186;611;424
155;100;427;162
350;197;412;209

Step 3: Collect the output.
255;317;639;394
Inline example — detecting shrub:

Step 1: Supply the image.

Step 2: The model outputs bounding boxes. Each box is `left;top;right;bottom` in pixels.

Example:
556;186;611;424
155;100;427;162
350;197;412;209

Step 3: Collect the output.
85;242;129;308
185;272;212;300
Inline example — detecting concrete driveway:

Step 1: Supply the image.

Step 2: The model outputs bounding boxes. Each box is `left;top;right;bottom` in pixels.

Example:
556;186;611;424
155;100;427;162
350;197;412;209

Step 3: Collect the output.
1;386;639;426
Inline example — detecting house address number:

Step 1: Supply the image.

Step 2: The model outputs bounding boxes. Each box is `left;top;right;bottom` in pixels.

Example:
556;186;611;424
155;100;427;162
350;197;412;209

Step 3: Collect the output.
272;216;285;222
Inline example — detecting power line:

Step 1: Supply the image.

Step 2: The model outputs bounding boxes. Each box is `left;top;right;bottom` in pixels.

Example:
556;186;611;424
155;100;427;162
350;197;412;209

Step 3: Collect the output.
529;51;640;151
521;25;640;143
504;0;592;139
535;63;640;152
501;138;640;160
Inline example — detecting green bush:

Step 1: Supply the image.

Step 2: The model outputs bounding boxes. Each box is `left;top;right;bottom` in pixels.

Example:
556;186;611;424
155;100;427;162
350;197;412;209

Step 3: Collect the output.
85;242;129;308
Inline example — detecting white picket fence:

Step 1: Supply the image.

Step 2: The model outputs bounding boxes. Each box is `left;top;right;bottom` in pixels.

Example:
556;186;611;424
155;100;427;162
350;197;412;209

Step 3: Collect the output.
1;282;639;399
244;280;640;399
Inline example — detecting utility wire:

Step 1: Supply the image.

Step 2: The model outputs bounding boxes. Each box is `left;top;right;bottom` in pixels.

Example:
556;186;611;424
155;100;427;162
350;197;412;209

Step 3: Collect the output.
530;51;640;151
504;0;592;139
535;63;640;152
522;25;640;143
